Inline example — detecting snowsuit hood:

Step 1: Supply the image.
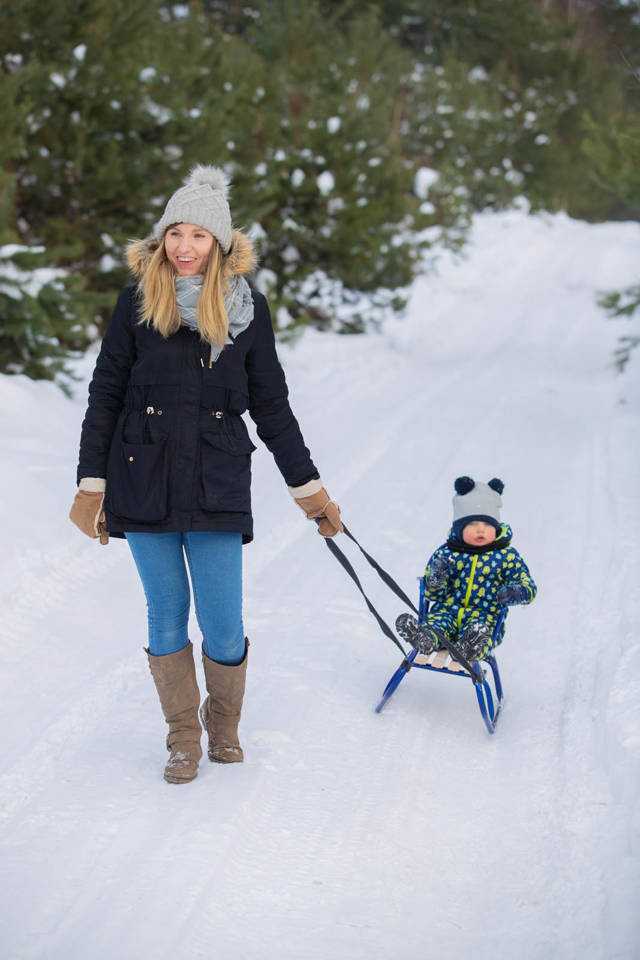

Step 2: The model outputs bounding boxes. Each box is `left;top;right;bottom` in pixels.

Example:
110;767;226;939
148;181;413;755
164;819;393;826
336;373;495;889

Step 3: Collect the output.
447;522;513;555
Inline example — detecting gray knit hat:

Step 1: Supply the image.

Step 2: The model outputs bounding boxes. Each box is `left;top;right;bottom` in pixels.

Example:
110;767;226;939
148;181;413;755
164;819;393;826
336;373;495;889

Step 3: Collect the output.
452;476;504;528
153;164;233;253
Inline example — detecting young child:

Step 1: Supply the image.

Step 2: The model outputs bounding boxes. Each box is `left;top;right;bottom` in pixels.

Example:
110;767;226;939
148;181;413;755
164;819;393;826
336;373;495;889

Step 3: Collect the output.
396;476;537;662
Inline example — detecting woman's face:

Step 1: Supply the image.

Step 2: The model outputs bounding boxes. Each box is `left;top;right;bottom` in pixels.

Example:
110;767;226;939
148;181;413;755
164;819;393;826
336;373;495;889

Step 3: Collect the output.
164;223;215;276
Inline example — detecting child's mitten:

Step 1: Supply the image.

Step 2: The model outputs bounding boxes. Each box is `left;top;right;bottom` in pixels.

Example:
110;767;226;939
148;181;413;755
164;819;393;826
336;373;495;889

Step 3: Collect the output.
496;584;529;606
425;556;449;591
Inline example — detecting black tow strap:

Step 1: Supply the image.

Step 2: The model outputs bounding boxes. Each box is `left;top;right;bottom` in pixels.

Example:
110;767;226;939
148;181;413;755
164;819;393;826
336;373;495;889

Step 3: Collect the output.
321;523;481;680
321;524;413;657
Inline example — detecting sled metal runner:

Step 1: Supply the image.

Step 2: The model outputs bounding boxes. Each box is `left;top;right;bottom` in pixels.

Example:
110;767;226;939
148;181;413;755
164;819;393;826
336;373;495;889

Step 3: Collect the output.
374;579;507;735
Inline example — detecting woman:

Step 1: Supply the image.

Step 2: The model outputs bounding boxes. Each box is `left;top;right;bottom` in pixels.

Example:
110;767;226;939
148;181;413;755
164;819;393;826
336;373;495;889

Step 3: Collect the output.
69;165;342;784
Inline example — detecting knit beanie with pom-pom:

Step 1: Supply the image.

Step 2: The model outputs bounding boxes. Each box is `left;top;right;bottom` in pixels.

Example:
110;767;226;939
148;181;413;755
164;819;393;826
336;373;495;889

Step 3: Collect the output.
451;476;504;536
153;165;233;253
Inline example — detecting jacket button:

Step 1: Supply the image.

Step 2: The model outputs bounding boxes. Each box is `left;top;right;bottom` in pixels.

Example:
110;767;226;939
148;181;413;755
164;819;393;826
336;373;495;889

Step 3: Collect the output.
128;456;134;462
157;409;163;415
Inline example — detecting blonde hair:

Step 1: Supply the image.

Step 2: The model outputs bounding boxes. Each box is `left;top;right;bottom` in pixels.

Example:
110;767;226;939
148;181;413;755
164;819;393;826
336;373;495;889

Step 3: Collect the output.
134;229;229;348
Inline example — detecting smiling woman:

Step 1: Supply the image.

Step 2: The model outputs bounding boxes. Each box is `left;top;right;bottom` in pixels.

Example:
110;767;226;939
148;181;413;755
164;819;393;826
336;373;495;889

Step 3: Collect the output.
68;164;343;785
164;223;214;275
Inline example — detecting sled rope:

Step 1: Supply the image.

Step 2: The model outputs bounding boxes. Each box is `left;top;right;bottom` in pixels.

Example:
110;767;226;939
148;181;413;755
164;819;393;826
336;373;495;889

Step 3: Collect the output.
321;523;482;680
340;526;420;613
321;523;412;656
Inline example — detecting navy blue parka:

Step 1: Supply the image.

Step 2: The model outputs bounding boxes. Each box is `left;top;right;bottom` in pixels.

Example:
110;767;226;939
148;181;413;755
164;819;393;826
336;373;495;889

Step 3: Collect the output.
76;231;319;544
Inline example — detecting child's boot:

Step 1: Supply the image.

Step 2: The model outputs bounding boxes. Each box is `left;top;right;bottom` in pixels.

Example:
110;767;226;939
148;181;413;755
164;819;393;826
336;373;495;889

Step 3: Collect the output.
395;614;446;655
458;621;492;661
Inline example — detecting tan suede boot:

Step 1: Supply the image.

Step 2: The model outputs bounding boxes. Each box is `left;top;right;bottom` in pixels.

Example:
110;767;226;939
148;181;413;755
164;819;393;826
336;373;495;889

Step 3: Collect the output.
145;642;203;784
199;642;248;763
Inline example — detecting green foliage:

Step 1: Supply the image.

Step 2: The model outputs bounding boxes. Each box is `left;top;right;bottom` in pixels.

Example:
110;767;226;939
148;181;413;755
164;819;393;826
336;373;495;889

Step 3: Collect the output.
0;0;231;378
580;105;640;220
586;25;640;372
2;2;202;282
600;286;640;321
1;0;639;383
599;284;640;372
3;0;439;340
223;2;431;330
0;239;90;390
368;0;640;220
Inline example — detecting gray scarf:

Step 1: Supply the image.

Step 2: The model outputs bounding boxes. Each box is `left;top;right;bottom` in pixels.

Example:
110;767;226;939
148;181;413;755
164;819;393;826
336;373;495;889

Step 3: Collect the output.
175;274;254;365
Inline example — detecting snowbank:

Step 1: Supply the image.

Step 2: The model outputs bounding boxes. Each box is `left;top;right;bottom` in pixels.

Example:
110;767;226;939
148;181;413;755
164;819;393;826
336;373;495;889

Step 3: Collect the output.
1;209;638;960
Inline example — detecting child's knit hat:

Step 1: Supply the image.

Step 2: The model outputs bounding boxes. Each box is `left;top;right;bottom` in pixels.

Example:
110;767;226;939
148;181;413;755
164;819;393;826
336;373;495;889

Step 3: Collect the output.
451;476;504;536
153;164;233;253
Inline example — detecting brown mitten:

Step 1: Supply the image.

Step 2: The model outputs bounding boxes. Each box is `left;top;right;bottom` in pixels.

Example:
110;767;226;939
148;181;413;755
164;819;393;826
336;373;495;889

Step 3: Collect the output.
294;487;343;538
69;490;109;544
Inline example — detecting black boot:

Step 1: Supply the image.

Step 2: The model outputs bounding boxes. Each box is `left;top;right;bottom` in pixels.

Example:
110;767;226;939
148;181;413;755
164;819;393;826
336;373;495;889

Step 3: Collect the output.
458;621;492;661
395;614;447;655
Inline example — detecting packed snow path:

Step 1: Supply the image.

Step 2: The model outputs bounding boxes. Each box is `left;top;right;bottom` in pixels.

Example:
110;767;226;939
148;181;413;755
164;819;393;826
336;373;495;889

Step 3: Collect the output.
1;210;638;959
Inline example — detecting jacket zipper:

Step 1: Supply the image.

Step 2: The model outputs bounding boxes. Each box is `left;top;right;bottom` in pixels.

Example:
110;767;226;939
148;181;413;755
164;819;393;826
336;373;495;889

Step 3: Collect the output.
457;554;479;629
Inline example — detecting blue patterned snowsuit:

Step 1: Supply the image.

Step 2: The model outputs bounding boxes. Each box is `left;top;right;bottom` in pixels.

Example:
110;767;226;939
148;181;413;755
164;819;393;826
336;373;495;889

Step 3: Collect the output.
423;523;537;652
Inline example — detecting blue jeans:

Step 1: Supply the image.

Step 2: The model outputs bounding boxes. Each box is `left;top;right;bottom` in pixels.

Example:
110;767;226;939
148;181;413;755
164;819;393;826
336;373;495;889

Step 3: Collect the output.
125;531;245;664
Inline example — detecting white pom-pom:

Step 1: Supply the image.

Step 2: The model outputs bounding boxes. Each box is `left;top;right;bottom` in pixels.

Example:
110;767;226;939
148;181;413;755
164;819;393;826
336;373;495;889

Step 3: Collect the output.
182;164;229;196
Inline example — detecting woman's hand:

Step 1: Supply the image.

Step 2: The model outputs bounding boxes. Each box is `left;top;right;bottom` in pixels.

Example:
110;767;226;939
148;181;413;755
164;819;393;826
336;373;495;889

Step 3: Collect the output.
69;490;109;544
294;487;343;538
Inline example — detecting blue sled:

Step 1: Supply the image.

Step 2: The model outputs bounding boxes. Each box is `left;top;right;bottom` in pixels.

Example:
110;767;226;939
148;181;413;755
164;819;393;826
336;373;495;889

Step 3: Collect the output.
374;580;506;735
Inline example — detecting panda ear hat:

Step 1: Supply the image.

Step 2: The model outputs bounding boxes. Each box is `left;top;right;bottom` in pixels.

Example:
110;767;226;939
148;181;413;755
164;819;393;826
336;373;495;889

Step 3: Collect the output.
454;476;475;495
452;475;504;526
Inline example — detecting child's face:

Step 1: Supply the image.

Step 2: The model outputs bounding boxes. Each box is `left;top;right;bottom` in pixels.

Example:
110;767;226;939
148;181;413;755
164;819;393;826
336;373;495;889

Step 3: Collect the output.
462;521;497;546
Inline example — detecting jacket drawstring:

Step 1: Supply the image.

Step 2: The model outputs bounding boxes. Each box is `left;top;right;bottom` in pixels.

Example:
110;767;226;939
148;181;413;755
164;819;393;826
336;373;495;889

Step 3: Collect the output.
198;345;214;368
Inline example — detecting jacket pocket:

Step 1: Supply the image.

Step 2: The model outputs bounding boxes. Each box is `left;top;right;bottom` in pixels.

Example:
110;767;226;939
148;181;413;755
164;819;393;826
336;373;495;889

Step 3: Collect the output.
106;435;170;522
198;430;257;513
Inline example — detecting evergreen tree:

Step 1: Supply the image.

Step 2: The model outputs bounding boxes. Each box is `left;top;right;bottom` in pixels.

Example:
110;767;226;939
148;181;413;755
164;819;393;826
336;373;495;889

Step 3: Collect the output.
590;65;640;371
1;0;217;315
4;0;433;344
2;0;639;383
0;234;89;390
0;51;88;386
358;0;640;220
217;1;432;333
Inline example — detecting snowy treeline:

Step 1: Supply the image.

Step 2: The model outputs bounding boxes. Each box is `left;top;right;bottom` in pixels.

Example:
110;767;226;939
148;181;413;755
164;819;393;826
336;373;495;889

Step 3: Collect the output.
1;0;639;381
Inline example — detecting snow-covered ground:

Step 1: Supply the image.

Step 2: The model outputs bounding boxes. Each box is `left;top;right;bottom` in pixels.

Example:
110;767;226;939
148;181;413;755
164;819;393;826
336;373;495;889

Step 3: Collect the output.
1;209;638;959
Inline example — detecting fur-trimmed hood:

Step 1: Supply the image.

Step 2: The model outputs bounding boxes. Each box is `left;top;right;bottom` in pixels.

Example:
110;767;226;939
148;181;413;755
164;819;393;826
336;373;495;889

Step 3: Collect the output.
125;228;257;281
